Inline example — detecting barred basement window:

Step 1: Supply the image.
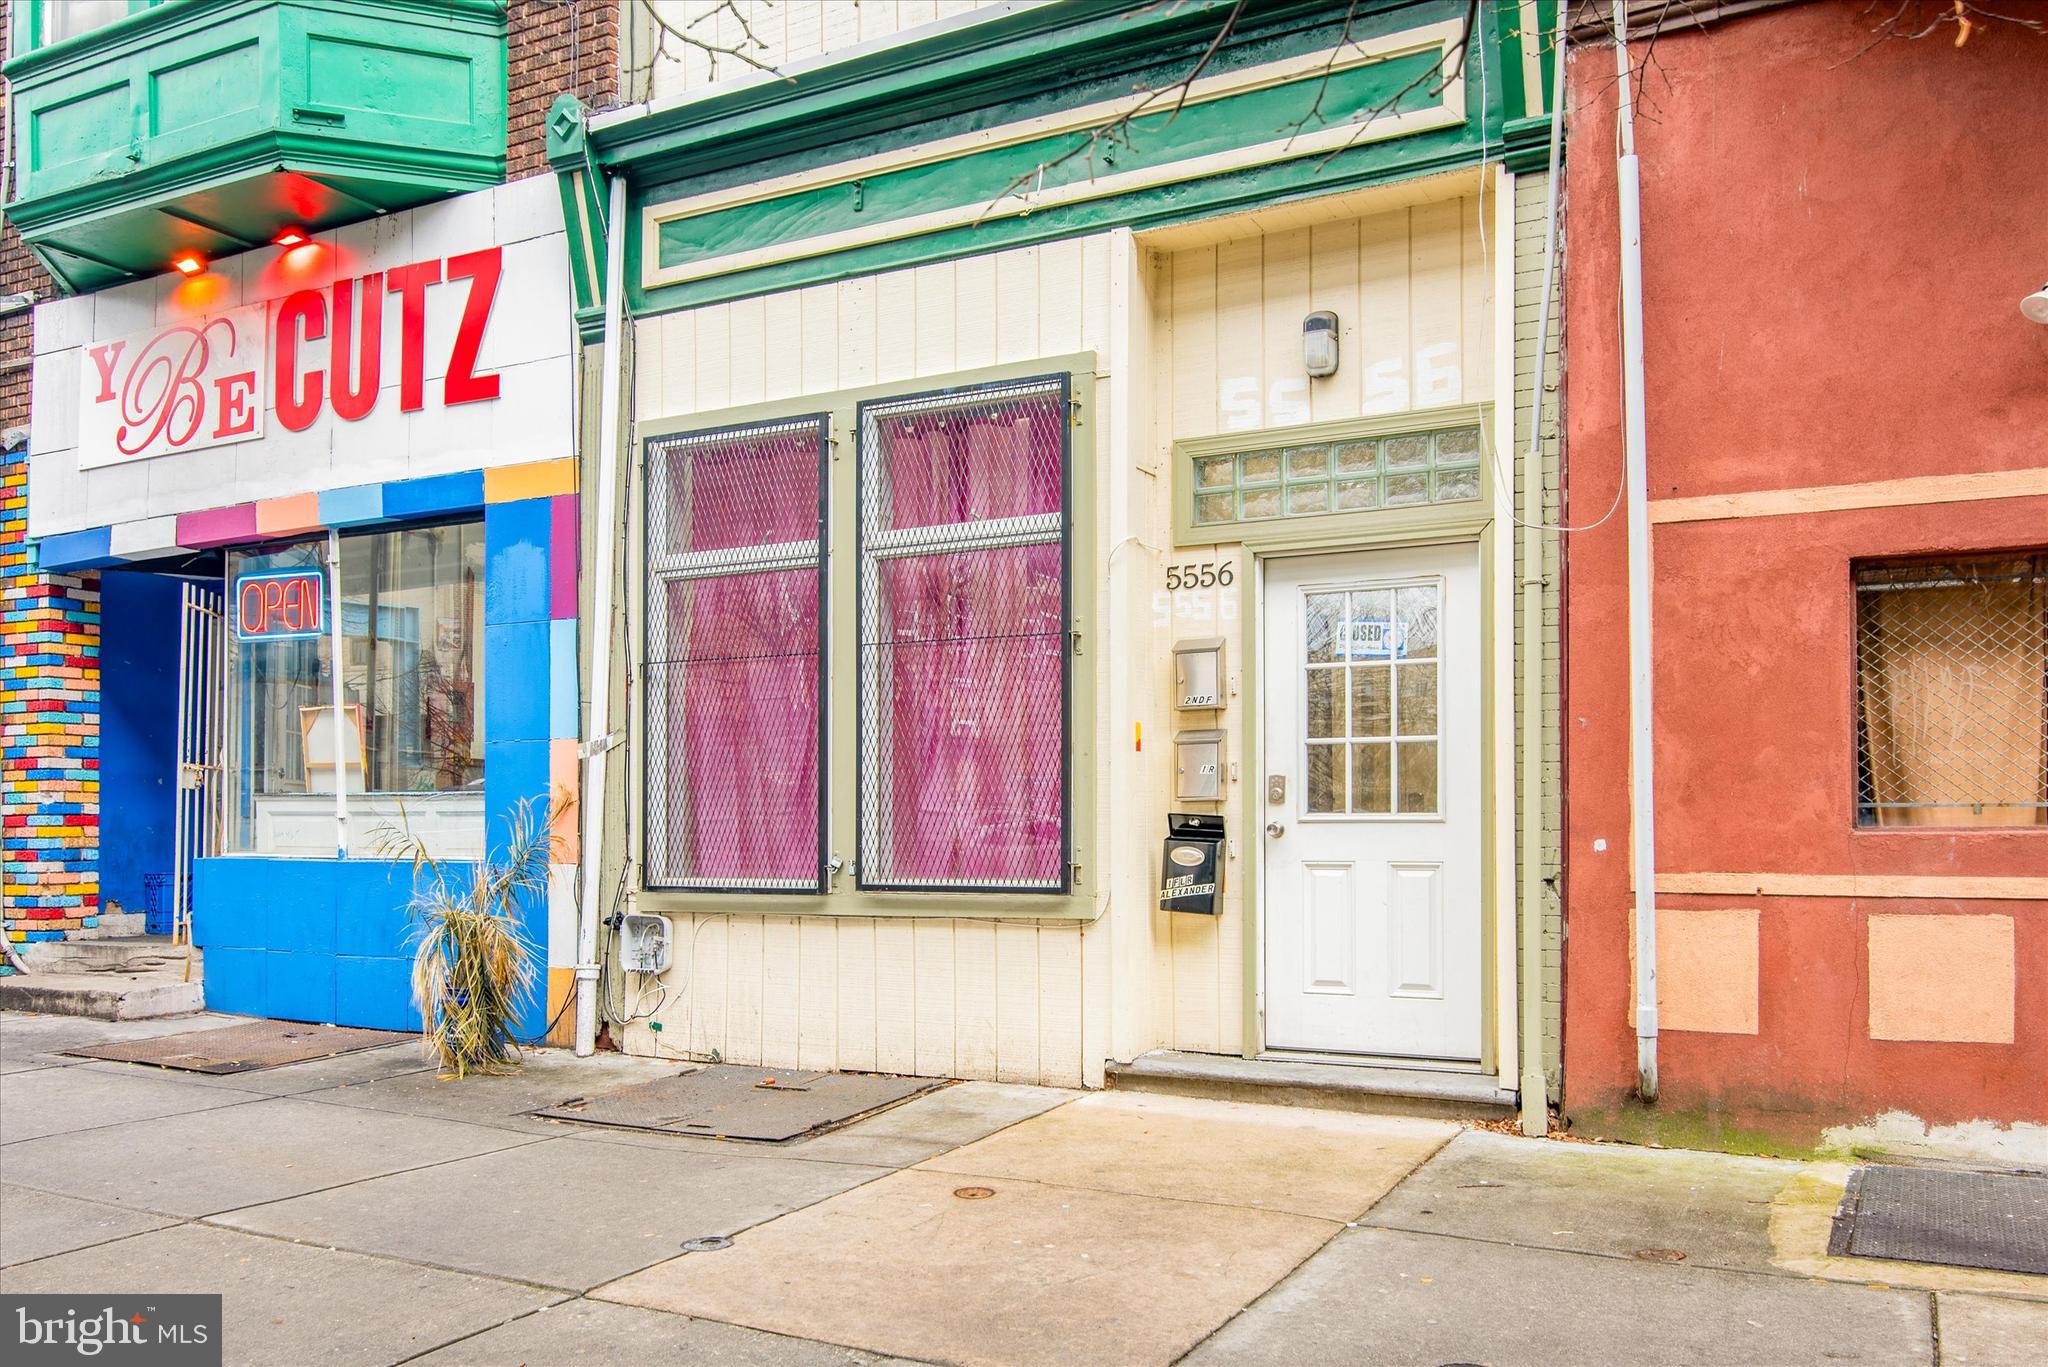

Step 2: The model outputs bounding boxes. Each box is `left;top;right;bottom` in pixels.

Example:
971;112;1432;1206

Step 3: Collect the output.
644;417;829;890
1854;553;2048;828
857;376;1070;891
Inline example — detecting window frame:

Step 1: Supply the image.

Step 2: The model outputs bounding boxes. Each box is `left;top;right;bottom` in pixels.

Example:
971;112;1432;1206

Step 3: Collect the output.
853;373;1073;895
221;516;487;859
1849;550;2048;832
630;355;1101;921
1172;404;1494;551
18;1;160;55
639;412;833;894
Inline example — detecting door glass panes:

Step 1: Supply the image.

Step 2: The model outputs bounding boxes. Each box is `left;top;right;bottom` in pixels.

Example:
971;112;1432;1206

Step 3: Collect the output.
644;418;828;890
1301;581;1444;816
1192;423;1485;526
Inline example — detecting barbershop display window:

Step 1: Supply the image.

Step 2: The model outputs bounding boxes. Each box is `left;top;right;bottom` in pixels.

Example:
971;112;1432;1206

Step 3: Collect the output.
226;522;485;858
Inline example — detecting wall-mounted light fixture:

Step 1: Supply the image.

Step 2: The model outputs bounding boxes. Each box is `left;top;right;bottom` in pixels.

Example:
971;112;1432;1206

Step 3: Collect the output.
171;251;207;277
1303;309;1339;378
2023;283;2048;325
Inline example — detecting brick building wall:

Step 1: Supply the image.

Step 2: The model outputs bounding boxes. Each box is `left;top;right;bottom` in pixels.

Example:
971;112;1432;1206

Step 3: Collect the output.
508;0;620;178
3;0;101;958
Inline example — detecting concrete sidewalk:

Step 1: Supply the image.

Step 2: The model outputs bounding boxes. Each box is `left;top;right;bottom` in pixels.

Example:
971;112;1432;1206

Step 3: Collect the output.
3;1010;2043;1366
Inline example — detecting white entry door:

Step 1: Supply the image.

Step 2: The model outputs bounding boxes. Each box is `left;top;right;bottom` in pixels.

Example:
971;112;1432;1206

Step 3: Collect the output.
1261;544;1483;1062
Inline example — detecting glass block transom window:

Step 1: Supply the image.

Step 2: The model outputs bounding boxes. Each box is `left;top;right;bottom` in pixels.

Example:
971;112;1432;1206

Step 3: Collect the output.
857;377;1070;891
1192;422;1484;527
643;417;829;890
1854;553;2047;828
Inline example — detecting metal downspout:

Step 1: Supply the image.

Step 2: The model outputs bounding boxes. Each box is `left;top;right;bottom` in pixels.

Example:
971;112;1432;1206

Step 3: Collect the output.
574;172;629;1057
1519;26;1568;1138
1613;3;1658;1100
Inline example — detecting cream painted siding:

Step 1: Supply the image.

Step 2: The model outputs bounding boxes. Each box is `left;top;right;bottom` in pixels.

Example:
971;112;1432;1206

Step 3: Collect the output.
1512;170;1564;1096
634;0;1017;100
1147;195;1494;1057
1158;197;1494;440
625;236;1125;1088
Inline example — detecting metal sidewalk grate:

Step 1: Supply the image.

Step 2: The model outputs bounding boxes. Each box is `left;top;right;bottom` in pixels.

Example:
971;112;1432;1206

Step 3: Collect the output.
1828;1165;2048;1275
534;1064;943;1142
66;1021;415;1073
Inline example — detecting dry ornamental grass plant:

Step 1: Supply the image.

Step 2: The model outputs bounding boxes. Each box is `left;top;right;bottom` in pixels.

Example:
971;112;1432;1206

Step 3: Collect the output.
375;798;552;1078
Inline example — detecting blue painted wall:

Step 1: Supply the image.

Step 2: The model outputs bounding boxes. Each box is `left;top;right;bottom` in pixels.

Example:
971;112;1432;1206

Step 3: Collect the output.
190;495;564;1040
98;572;183;918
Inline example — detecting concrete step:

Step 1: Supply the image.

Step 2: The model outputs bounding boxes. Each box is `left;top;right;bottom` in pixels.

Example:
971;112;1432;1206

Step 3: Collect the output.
74;912;150;939
21;935;196;974
1106;1049;1517;1122
0;967;205;1021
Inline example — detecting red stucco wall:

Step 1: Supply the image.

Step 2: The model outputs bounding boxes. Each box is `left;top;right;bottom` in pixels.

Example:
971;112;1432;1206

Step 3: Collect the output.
1561;1;2048;1145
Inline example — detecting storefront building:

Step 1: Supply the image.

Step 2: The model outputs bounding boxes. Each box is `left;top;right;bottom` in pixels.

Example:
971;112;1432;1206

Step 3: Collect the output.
1561;2;2047;1158
8;0;598;1038
555;0;1567;1119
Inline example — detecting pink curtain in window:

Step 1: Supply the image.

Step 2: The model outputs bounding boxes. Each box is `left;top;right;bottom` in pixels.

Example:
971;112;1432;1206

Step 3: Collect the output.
875;400;1064;885
665;432;821;883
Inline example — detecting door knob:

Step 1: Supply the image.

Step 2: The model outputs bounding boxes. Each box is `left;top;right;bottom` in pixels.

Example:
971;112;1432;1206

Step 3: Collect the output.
1266;822;1285;838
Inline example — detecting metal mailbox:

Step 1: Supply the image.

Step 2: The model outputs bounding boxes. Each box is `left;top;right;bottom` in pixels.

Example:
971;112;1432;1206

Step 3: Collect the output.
1174;728;1225;801
1173;637;1225;709
1160;813;1225;915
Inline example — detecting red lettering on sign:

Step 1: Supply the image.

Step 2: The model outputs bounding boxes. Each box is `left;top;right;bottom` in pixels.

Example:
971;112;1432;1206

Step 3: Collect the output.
274;290;327;432
330;272;384;422
212;372;257;438
237;571;324;640
386;260;441;413
444;247;502;406
88;341;126;403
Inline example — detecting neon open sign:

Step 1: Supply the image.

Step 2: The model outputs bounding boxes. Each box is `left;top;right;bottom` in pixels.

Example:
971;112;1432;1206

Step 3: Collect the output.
235;569;326;642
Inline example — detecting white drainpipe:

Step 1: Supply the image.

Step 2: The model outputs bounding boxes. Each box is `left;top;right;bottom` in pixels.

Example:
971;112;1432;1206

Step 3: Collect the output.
1613;2;1659;1100
1519;25;1567;1138
574;172;629;1057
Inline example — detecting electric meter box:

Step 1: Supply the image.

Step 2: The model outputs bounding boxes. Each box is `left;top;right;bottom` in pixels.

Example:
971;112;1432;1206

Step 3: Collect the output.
1174;728;1225;801
1173;638;1225;709
619;913;673;975
1160;813;1225;915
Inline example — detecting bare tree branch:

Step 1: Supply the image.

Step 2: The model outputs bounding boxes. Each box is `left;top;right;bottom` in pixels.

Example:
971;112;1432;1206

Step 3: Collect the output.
623;0;791;92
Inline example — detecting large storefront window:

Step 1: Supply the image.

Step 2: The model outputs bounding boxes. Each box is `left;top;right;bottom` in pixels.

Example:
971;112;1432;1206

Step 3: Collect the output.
857;378;1069;891
643;419;828;891
639;373;1074;901
226;522;485;857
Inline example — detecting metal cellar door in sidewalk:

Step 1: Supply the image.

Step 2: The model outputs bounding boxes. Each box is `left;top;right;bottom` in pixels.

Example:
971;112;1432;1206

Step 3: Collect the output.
173;582;225;948
1260;545;1483;1063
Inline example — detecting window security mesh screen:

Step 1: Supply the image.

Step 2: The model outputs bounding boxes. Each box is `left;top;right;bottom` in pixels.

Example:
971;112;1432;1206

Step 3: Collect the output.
857;377;1069;891
1854;554;2048;828
644;418;828;889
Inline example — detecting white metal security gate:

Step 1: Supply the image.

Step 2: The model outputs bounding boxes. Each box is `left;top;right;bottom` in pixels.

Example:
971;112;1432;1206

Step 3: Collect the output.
173;583;226;947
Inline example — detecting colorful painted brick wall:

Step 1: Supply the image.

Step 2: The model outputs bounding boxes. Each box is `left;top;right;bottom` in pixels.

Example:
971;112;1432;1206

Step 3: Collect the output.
1;446;102;957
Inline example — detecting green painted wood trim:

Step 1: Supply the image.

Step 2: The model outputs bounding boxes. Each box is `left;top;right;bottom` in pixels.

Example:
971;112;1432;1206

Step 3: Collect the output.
547;97;609;327
630;130;1497;318
1171;405;1496;551
1501;114;1557;174
4;0;503;79
1490;0;1529;129
645;47;1450;286
630;353;1104;923
588;0;1326;178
